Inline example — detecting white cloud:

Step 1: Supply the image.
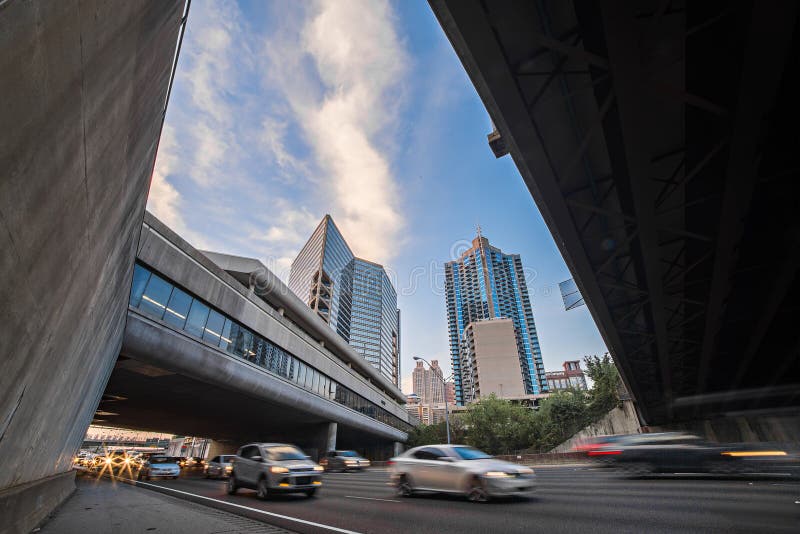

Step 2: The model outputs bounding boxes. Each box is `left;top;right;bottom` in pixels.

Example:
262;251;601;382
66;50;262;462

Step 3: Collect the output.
148;125;188;235
261;0;409;266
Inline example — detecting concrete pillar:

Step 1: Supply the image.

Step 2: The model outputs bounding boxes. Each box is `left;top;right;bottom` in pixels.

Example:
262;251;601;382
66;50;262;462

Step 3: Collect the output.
0;2;184;533
326;422;338;453
393;442;404;457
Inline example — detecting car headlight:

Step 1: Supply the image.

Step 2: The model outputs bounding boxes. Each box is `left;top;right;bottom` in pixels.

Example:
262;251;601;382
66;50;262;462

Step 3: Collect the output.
313;466;324;472
484;471;512;478
517;467;534;475
270;466;289;474
345;460;357;464
225;466;233;471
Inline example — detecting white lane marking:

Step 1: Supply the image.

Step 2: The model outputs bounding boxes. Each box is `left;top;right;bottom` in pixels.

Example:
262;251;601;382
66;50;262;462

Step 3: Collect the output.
121;477;363;534
344;496;401;503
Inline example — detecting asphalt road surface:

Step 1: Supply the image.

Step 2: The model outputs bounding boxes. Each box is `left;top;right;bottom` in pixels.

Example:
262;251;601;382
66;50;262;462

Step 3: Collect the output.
134;466;799;534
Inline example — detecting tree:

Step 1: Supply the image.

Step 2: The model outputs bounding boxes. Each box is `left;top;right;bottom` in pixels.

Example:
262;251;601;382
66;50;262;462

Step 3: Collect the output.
463;395;536;455
583;353;622;419
531;390;589;452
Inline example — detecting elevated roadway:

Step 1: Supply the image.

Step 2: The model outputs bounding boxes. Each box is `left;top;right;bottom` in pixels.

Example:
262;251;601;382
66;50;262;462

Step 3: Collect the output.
429;0;800;429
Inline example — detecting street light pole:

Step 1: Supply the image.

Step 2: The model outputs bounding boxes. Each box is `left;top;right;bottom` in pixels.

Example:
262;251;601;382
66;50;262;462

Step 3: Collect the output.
413;356;451;445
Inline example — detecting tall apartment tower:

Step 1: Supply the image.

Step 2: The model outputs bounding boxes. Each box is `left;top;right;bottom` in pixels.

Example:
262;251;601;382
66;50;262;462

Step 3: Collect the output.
289;215;401;386
411;359;445;404
445;232;548;404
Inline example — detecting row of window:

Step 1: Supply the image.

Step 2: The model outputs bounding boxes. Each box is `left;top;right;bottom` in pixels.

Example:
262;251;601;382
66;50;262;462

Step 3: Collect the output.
130;263;412;433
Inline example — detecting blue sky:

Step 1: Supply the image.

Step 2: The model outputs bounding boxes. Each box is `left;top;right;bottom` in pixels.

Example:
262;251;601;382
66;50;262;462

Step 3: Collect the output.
149;0;607;392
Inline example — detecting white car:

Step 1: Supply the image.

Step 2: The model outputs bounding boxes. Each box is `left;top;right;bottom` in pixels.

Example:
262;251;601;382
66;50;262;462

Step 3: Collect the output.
389;445;535;502
138;456;180;480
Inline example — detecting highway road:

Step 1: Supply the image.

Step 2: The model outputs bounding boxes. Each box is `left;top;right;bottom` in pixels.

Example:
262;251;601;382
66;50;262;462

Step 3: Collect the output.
130;466;799;534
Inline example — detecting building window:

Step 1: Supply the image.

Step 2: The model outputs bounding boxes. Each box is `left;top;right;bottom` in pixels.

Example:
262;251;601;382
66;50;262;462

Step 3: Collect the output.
128;262;412;433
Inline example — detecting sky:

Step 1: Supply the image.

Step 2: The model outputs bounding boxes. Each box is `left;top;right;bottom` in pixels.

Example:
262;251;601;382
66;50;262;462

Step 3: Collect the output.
148;0;608;393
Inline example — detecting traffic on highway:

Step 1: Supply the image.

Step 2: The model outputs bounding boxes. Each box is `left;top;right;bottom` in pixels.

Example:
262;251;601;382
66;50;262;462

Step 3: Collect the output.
73;437;799;534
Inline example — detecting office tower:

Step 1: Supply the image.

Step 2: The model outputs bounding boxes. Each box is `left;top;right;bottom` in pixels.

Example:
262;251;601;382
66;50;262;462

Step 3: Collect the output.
444;381;456;405
289;215;400;386
411;359;445;404
445;231;548;404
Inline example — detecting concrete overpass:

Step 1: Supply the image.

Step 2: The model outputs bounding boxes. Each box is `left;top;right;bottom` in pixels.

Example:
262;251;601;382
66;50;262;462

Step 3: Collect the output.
101;213;409;459
1;1;187;531
429;0;800;431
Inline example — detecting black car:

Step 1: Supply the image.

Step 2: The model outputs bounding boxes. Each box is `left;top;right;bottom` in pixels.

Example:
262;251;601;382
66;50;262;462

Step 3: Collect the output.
321;450;371;472
592;432;793;475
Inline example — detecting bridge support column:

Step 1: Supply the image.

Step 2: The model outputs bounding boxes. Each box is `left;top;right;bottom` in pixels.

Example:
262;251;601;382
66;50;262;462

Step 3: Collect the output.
393;442;404;457
325;422;338;453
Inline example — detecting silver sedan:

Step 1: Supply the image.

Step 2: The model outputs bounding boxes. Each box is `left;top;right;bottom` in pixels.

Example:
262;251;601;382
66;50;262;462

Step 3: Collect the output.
389;444;535;502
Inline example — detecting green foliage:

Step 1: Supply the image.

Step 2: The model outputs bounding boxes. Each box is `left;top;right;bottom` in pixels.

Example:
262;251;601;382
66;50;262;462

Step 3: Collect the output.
583;353;622;419
462;395;536;455
404;354;622;454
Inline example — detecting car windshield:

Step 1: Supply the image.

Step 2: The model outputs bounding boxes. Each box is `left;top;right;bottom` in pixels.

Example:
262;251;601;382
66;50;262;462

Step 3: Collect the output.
220;455;234;462
451;446;493;460
338;451;359;457
267;446;306;461
150;457;173;464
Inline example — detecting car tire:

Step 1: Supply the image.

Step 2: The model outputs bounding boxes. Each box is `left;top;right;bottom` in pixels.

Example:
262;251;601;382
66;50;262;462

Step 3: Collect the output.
256;478;270;500
305;488;317;498
396;474;414;498
466;477;489;503
227;475;239;495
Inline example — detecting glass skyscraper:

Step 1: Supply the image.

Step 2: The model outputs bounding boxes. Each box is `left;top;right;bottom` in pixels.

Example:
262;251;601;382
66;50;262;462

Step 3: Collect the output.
445;232;548;404
289;215;401;386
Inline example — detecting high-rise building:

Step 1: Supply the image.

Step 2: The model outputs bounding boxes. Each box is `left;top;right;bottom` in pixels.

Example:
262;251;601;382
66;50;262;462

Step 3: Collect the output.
444;381;456;405
412;359;445;404
445;232;548;404
289;215;400;386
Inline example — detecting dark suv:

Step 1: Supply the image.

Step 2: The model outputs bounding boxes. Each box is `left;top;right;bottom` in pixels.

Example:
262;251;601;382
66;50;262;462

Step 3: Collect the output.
321;450;371;472
227;443;324;499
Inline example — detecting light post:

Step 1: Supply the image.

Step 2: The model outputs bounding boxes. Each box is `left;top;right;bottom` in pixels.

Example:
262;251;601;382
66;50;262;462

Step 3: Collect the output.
413;356;451;445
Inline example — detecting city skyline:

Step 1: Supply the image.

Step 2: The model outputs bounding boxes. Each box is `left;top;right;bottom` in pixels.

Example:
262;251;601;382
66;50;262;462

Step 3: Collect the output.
145;0;608;393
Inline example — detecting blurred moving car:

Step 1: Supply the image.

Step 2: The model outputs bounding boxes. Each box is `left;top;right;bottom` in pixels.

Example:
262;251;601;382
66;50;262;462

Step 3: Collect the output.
184;456;206;470
204;455;235;478
321;450;371;472
138;456;181;480
590;432;794;475
227;443;323;499
389;444;535;502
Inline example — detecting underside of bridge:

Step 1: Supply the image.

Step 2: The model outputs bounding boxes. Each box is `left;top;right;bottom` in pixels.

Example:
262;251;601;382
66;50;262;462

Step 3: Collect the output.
430;0;800;426
101;357;391;459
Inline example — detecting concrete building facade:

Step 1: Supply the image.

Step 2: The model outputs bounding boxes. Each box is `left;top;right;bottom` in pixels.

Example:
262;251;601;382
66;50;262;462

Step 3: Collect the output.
289;215;401;386
103;213;409;461
460;319;528;402
0;2;186;532
445;233;549;404
546;361;588;391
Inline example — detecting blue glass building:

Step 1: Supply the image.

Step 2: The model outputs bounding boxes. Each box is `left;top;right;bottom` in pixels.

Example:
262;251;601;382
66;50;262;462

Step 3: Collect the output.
289;216;401;386
445;233;549;404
